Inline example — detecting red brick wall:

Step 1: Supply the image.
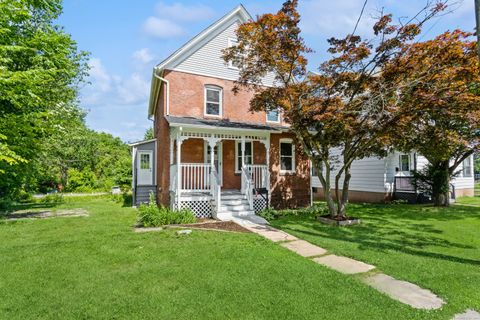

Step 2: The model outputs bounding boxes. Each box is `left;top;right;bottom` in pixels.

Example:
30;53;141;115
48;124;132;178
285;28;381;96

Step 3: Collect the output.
163;70;288;126
269;133;311;209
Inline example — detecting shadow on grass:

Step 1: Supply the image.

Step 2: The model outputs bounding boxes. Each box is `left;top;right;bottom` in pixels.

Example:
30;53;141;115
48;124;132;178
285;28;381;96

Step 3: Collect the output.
272;204;480;266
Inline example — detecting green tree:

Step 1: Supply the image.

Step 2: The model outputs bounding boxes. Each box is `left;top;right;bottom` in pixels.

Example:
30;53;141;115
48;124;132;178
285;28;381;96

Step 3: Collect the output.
144;127;154;140
0;0;88;198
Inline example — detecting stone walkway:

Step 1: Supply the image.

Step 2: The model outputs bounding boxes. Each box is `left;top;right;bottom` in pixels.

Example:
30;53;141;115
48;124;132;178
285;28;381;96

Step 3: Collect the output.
233;217;445;310
453;310;480;320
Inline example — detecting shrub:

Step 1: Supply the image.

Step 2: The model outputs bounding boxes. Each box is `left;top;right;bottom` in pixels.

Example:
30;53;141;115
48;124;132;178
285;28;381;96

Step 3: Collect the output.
137;192;196;227
39;194;64;204
259;203;328;221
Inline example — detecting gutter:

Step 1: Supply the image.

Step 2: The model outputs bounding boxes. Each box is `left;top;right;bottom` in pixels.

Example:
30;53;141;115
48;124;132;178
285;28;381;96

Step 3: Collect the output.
150;68;170;119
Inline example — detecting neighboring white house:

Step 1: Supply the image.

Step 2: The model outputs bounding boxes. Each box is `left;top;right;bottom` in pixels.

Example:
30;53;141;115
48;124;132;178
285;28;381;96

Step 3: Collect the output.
311;151;475;203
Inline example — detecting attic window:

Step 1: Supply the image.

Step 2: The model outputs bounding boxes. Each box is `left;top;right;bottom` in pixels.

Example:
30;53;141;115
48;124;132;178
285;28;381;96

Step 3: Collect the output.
227;38;239;69
266;109;280;123
204;85;222;117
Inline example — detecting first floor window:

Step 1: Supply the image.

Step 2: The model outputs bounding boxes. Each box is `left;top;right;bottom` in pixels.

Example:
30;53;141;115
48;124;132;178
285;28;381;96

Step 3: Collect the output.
140;153;151;169
205;86;222;116
399;154;410;172
462;157;472;177
266;109;280;123
280;139;295;173
236;141;253;172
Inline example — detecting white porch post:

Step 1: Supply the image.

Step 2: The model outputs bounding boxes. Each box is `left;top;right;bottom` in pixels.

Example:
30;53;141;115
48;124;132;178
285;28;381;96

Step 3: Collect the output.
209;140;216;167
176;132;183;207
241;136;246;168
169;136;174;165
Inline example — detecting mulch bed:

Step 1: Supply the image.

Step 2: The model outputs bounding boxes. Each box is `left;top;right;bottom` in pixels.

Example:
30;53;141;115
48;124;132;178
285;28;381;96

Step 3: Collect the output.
177;220;251;233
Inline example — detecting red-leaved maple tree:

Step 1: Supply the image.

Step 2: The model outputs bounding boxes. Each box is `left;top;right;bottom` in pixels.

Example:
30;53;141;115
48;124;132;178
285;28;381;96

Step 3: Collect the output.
385;30;480;206
224;0;453;217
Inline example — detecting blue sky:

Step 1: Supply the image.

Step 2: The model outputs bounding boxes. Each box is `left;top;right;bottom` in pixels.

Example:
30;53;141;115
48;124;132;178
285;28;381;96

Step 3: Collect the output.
57;0;476;143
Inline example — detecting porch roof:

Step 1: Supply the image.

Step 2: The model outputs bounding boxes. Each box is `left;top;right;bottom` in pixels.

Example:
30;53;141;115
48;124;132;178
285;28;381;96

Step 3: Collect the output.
165;116;288;132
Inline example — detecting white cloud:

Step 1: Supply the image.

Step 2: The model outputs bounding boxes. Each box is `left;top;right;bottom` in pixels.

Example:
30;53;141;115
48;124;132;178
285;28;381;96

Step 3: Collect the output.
142;16;184;38
132;48;156;65
117;73;150;105
88;58;112;92
155;2;214;22
82;57;150;107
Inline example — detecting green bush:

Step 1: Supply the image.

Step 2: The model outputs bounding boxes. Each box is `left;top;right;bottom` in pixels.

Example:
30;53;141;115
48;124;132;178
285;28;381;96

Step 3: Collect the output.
259;203;328;221
39;194;64;204
137;193;196;227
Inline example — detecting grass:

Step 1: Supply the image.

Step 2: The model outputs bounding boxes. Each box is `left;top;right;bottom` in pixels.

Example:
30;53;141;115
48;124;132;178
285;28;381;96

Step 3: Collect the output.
0;196;478;319
269;201;480;320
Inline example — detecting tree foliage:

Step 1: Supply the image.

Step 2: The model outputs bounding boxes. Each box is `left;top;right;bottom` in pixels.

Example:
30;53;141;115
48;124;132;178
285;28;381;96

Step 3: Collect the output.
224;0;447;217
387;30;480;205
0;0;88;198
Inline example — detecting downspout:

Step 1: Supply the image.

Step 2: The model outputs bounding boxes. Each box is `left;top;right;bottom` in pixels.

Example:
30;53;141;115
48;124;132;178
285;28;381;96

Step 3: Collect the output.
152;68;170;117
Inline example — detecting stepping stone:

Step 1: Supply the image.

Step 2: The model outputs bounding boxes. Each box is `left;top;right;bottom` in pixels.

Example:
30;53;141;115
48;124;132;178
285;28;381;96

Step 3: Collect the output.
243;224;298;242
364;273;444;310
312;254;375;274
281;240;327;257
453;310;480;320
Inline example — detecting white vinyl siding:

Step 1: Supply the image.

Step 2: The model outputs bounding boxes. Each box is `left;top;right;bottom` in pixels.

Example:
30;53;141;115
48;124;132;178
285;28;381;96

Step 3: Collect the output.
171;21;277;86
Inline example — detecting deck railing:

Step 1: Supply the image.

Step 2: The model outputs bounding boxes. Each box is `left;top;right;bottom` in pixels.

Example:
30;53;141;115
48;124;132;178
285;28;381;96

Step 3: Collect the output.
180;163;211;192
241;166;254;210
245;165;268;190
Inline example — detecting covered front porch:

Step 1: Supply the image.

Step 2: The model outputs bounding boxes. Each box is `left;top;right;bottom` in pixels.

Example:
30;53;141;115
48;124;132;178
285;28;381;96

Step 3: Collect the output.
168;120;276;219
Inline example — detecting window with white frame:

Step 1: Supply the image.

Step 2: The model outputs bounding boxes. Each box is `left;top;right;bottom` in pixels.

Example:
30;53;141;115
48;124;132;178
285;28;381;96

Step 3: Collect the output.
227;38;239;69
204;85;222;117
280;139;295;173
266;109;280;123
235;141;253;172
399;154;410;172
462;157;472;177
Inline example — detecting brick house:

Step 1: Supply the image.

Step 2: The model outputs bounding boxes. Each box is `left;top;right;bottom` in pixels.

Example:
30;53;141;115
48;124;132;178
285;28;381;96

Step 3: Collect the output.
131;5;310;220
131;5;475;218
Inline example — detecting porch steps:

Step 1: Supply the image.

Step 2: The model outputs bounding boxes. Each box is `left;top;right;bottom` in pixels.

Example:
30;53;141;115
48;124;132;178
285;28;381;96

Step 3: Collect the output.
216;191;255;220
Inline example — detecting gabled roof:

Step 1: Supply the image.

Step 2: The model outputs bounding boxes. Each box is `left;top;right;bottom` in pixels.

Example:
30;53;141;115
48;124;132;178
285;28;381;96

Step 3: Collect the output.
148;5;252;117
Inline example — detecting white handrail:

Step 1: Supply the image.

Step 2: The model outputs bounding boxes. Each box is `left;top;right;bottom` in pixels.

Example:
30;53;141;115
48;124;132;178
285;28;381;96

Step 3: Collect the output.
245;165;268;189
210;166;221;214
241;166;254;210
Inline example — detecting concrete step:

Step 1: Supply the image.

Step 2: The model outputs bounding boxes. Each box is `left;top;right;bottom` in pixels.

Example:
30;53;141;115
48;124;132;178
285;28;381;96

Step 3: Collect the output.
220;199;248;206
221;194;243;200
220;205;251;212
217;210;255;217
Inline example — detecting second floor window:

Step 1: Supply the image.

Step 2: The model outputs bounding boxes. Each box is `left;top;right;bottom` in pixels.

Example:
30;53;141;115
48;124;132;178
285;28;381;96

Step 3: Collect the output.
266;109;280;123
205;86;222;117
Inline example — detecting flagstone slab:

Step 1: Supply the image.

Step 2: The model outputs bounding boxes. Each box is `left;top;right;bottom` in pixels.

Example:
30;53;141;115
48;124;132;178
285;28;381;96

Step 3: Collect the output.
241;223;298;242
364;273;444;310
280;240;327;257
453;310;480;320
312;254;375;274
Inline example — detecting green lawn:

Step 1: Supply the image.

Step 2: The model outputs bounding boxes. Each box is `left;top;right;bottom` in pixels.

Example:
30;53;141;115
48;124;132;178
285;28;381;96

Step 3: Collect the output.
0;197;478;319
269;202;480;320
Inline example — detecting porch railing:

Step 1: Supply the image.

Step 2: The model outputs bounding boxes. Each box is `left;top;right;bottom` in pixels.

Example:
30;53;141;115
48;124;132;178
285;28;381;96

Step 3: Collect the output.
245;165;268;189
180;163;211;192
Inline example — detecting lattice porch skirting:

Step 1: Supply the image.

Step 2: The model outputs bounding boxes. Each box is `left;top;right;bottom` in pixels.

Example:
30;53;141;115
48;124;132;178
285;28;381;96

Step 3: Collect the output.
178;199;213;218
253;196;267;214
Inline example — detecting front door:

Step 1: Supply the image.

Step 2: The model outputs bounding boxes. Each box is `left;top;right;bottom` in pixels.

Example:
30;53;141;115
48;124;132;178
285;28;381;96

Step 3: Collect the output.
137;150;153;185
205;142;223;186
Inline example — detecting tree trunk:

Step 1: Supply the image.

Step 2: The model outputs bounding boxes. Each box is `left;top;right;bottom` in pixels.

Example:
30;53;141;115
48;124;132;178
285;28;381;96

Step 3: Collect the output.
338;166;351;217
432;161;450;207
